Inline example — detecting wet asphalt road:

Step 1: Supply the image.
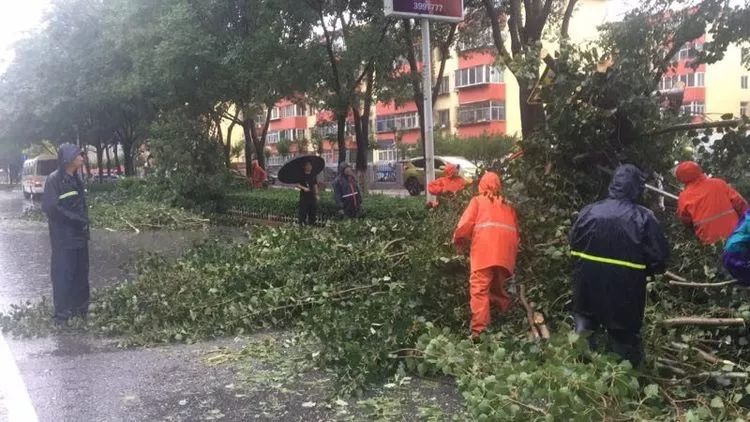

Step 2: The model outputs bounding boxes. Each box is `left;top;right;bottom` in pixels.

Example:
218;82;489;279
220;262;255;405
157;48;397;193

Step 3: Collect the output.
0;187;256;422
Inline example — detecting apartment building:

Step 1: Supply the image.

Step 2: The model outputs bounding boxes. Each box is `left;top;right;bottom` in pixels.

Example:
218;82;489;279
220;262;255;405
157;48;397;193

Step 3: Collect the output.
373;27;515;162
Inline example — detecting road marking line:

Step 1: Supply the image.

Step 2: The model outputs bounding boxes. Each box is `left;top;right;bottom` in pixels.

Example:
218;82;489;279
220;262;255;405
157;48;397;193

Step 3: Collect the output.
0;333;38;422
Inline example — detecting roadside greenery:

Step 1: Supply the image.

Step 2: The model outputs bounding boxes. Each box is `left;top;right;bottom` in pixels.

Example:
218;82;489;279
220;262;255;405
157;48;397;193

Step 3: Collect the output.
223;188;426;223
23;179;209;232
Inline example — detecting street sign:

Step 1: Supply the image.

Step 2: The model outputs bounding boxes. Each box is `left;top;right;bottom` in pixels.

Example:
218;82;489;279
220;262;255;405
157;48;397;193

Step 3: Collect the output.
384;0;464;23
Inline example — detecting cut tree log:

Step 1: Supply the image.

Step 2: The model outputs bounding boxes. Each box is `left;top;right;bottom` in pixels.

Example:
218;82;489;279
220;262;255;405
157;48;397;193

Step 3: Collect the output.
519;284;540;338
661;317;746;328
518;283;545;340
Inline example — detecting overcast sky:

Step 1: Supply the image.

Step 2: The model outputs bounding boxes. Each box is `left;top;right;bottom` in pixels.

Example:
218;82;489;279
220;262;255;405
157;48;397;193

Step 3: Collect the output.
0;0;50;73
1;0;733;75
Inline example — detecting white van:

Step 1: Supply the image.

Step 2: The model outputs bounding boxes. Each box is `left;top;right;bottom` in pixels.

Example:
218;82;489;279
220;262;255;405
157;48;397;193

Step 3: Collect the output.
22;155;58;199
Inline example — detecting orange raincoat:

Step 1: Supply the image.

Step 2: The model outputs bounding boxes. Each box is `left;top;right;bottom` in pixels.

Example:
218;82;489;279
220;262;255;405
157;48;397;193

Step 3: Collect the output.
428;163;467;196
453;172;520;336
427;163;467;208
250;160;267;189
676;161;747;245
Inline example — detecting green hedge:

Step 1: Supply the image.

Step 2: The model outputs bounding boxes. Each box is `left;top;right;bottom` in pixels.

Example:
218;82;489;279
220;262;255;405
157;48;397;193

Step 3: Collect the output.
223;188;426;221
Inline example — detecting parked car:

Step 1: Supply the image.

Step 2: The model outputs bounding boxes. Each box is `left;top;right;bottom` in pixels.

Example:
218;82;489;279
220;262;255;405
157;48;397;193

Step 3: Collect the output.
88;174;120;183
401;156;477;196
22;154;58;199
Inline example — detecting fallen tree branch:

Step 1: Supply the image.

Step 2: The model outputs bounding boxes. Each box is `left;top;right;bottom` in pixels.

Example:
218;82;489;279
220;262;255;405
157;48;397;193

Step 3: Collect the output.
503;396;549;416
665;271;687;282
668;279;736;288
649;119;743;136
381;237;405;253
693;372;749;380
661;317;746;328
655;361;687;377
670;342;737;367
665;271;736;287
115;210;140;233
658;357;693;370
388;348;423;357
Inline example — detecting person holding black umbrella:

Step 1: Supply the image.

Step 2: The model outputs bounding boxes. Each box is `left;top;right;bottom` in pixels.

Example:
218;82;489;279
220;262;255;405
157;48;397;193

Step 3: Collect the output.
297;159;320;225
277;155;325;225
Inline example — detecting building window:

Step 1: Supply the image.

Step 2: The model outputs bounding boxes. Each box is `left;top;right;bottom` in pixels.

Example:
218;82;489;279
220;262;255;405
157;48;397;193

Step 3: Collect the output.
376;112;420;133
270;107;280;120
742;75;748;89
673;42;703;61
436;109;450;128
681;101;705;116
377;147;399;163
279;104;304;118
457;101;505;125
660;72;705;90
314;122;355;137
741;101;748;117
267;128;305;144
437;76;450;95
455;65;503;88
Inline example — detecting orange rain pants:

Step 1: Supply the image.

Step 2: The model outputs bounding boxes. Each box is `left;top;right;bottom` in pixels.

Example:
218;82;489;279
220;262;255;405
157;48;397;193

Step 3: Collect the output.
469;266;512;336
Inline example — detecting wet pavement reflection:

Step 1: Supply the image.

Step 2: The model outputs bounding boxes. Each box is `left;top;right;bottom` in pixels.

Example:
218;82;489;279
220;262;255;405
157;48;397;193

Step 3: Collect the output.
0;188;223;311
0;186;257;421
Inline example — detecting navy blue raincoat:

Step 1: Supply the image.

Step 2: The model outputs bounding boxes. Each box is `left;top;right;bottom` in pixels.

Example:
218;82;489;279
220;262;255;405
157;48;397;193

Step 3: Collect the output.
570;165;669;332
41;144;90;320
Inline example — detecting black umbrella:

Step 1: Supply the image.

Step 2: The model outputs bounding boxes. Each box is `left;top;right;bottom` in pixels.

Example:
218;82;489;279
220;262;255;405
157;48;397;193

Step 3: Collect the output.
278;155;326;184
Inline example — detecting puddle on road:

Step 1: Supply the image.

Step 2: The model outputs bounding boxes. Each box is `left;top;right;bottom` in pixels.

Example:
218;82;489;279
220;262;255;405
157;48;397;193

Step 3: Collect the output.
0;188;244;311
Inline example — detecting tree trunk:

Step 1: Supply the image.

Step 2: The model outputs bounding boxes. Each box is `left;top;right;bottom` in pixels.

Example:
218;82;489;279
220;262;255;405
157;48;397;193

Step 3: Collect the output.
122;140;134;177
225;123;234;169
113;142;122;176
105;144;112;177
518;80;546;138
355;68;374;173
242;122;253;177
95;142;104;183
248;105;273;171
336;113;347;164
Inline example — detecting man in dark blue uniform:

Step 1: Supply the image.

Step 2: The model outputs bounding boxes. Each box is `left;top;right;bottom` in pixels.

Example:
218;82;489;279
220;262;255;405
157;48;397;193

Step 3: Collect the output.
570;164;670;366
41;143;90;323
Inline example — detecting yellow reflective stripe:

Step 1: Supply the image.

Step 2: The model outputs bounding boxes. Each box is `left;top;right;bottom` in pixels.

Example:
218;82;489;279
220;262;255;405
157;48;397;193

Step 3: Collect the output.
58;191;78;200
570;251;646;270
694;209;735;226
